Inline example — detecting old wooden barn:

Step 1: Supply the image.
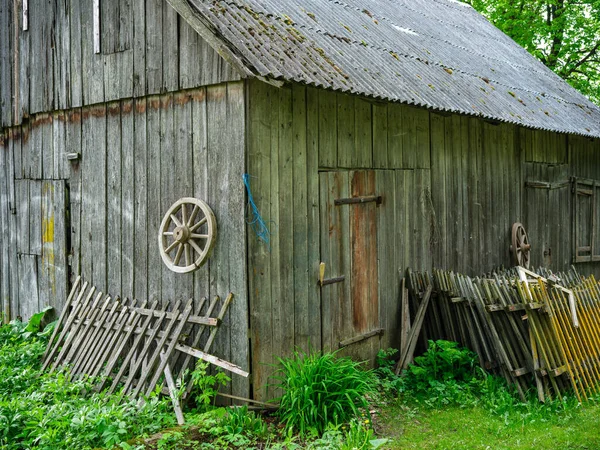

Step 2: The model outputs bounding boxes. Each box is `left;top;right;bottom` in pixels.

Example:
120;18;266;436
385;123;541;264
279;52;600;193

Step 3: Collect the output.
2;0;600;399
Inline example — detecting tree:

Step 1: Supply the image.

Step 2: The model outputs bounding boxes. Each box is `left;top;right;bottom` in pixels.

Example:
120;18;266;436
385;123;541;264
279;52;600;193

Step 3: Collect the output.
464;0;600;105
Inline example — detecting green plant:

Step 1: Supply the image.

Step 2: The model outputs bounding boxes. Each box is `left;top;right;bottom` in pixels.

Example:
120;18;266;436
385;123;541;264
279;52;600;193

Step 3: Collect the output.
374;348;404;394
0;313;176;450
220;406;268;437
272;349;377;435
190;360;231;412
156;430;185;449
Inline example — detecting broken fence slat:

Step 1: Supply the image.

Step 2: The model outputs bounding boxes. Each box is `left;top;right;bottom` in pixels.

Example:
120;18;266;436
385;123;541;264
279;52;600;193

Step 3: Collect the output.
176;343;249;377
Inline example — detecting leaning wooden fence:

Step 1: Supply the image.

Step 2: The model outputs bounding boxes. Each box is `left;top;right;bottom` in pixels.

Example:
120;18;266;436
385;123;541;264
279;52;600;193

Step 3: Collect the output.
42;277;248;423
405;267;600;402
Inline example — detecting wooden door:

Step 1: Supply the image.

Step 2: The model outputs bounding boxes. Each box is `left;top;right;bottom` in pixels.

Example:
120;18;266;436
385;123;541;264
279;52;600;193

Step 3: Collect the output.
319;170;380;362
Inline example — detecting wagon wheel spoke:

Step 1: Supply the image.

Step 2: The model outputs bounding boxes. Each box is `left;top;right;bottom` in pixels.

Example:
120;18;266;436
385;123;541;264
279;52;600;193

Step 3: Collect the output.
174;244;184;265
189;240;204;257
189;217;207;232
163;232;173;236
191;234;209;240
188;205;200;227
170;214;182;228
184;243;191;266
165;240;179;254
181;203;187;227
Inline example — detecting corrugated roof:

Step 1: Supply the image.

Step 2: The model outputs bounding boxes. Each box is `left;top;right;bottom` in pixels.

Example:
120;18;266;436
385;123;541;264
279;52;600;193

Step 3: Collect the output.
186;0;600;137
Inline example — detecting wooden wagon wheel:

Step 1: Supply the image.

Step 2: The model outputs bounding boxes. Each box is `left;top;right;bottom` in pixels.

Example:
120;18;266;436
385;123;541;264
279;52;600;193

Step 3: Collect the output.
158;198;217;274
510;222;531;269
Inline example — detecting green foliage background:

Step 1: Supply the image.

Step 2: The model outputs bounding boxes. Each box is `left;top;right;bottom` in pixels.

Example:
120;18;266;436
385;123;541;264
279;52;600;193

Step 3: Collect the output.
463;0;600;105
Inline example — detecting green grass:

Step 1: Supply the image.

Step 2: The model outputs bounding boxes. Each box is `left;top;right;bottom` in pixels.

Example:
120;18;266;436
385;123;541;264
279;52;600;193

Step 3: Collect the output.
377;399;600;450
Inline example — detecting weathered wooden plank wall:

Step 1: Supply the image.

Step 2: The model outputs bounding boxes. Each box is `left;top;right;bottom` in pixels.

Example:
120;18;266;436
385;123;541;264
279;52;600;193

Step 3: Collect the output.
246;79;600;399
0;0;241;128
247;80;434;398
0;83;249;398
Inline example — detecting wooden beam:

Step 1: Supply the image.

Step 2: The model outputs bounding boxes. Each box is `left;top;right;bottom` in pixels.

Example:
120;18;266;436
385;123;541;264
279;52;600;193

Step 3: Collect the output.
338;328;384;348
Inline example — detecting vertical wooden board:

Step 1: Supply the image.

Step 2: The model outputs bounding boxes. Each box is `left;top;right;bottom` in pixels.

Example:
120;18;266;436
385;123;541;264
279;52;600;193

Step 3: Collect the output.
480;123;494;271
6;138;19;319
40;181;67;312
42;114;54;180
13;126;25;180
247;80;273;399
132;97;148;300
29;180;42;256
429;113;447;269
104;51;134;103
354;98;373;168
323;171;351;349
162;2;180;92
106;102;122;297
27;0;43;114
415;108;430;169
132;0;147;97
179;17;202;89
275;85;295;364
69;0;83;107
401;107;417;169
387;102;404;168
27;117;42;179
81;0;104;105
336;94;355;169
121;100;135;299
467;117;482;273
225;81;249;398
66;110;83;280
146;96;162;303
145;0;163;93
55;0;71;110
372;103;388;169
318;90;337;168
0;0;13;127
0;135;9;318
160;94;177;304
376;170;397;350
318;173;332;351
53;112;66;179
83;105;107;288
18;255;39;320
191;88;210;303
16;180;29;255
458;116;469;272
291;85;310;352
38;181;52;314
415;169;433;271
349;171;378;332
172;92;194;302
18;1;30;121
442;115;456;269
305;87;322;351
394;170;410;279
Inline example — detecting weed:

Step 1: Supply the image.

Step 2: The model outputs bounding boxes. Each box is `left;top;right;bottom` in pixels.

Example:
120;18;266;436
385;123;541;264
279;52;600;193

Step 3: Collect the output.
190;360;231;412
271;349;377;435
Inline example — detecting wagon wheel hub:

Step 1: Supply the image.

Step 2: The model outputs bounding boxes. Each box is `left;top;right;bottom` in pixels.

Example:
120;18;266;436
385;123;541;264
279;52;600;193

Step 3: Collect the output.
158;197;217;274
173;226;190;243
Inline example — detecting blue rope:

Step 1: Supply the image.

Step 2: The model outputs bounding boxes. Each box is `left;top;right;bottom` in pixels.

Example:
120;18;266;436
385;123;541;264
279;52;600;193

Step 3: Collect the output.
243;174;271;249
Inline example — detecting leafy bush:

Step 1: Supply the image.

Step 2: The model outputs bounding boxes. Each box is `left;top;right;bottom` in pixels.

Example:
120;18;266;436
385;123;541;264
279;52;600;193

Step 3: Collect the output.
272;350;377;435
0;315;176;449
